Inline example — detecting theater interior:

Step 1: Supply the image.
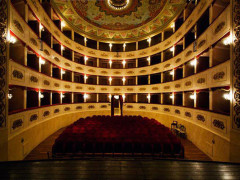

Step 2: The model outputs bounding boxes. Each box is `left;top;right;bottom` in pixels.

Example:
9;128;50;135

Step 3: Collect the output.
0;0;240;179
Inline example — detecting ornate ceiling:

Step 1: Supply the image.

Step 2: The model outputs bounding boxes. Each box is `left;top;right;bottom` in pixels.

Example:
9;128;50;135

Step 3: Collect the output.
51;0;186;42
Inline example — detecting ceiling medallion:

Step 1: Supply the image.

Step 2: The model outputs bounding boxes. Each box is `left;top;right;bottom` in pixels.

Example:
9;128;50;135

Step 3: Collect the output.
107;0;130;10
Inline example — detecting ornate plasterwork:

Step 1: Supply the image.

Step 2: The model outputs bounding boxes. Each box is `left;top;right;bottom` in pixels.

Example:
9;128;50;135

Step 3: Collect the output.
0;0;8;128
233;0;240;129
51;0;186;41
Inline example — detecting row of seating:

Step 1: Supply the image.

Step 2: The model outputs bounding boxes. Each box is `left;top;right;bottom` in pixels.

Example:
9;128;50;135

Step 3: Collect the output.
52;116;184;158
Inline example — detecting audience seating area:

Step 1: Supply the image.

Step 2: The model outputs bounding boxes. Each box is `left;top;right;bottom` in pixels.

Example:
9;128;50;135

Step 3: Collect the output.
52;116;184;158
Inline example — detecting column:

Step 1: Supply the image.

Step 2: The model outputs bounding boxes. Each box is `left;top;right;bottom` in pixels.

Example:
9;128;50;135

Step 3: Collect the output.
209;46;213;68
182;92;185;106
50;92;52;105
97;58;99;67
148;74;150;85
96;94;99;103
209;89;213;111
194;90;197;108
182;64;186;78
161;93;163;104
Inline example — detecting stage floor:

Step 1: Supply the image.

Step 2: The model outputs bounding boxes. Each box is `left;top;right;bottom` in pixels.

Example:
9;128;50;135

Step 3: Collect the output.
1;159;240;179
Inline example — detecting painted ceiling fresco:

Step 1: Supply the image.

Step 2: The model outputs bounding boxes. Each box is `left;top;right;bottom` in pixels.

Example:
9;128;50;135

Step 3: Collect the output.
51;0;186;41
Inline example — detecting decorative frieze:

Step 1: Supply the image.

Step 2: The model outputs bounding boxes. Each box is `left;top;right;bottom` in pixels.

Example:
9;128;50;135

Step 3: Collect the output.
213;119;225;130
12;119;23;130
12;70;23;79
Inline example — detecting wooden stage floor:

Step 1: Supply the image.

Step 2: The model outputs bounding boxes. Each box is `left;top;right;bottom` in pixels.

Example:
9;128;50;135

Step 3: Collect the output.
25;128;211;161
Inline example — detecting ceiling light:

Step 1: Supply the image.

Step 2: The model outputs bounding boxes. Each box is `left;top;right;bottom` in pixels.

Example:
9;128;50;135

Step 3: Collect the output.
107;0;130;10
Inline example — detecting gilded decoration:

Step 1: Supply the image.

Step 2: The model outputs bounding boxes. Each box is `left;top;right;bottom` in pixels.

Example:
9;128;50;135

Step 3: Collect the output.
51;0;186;41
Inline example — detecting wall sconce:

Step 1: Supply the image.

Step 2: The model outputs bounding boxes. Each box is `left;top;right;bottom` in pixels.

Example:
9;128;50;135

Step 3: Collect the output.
84;56;88;61
84;74;88;80
190;92;196;100
147;56;151;61
84;93;89;99
122;60;126;65
122;77;126;82
114;95;119;99
190;58;197;66
84;37;87;42
223;93;231;100
39;57;45;65
171;22;175;29
170;70;174;76
147;37;151;44
147;94;151;100
170;94;174;99
61;45;65;51
8;94;13;99
223;36;232;45
61;21;66;28
108;94;112;99
122;94;126;99
40;24;44;31
123;43;126;48
61;69;65;75
61;93;65;98
170;46;175;52
40;93;44;99
109;77;112;82
9;35;17;44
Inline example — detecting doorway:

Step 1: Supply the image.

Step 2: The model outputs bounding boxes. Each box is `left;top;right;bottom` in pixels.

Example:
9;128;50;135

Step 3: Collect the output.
111;95;123;116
